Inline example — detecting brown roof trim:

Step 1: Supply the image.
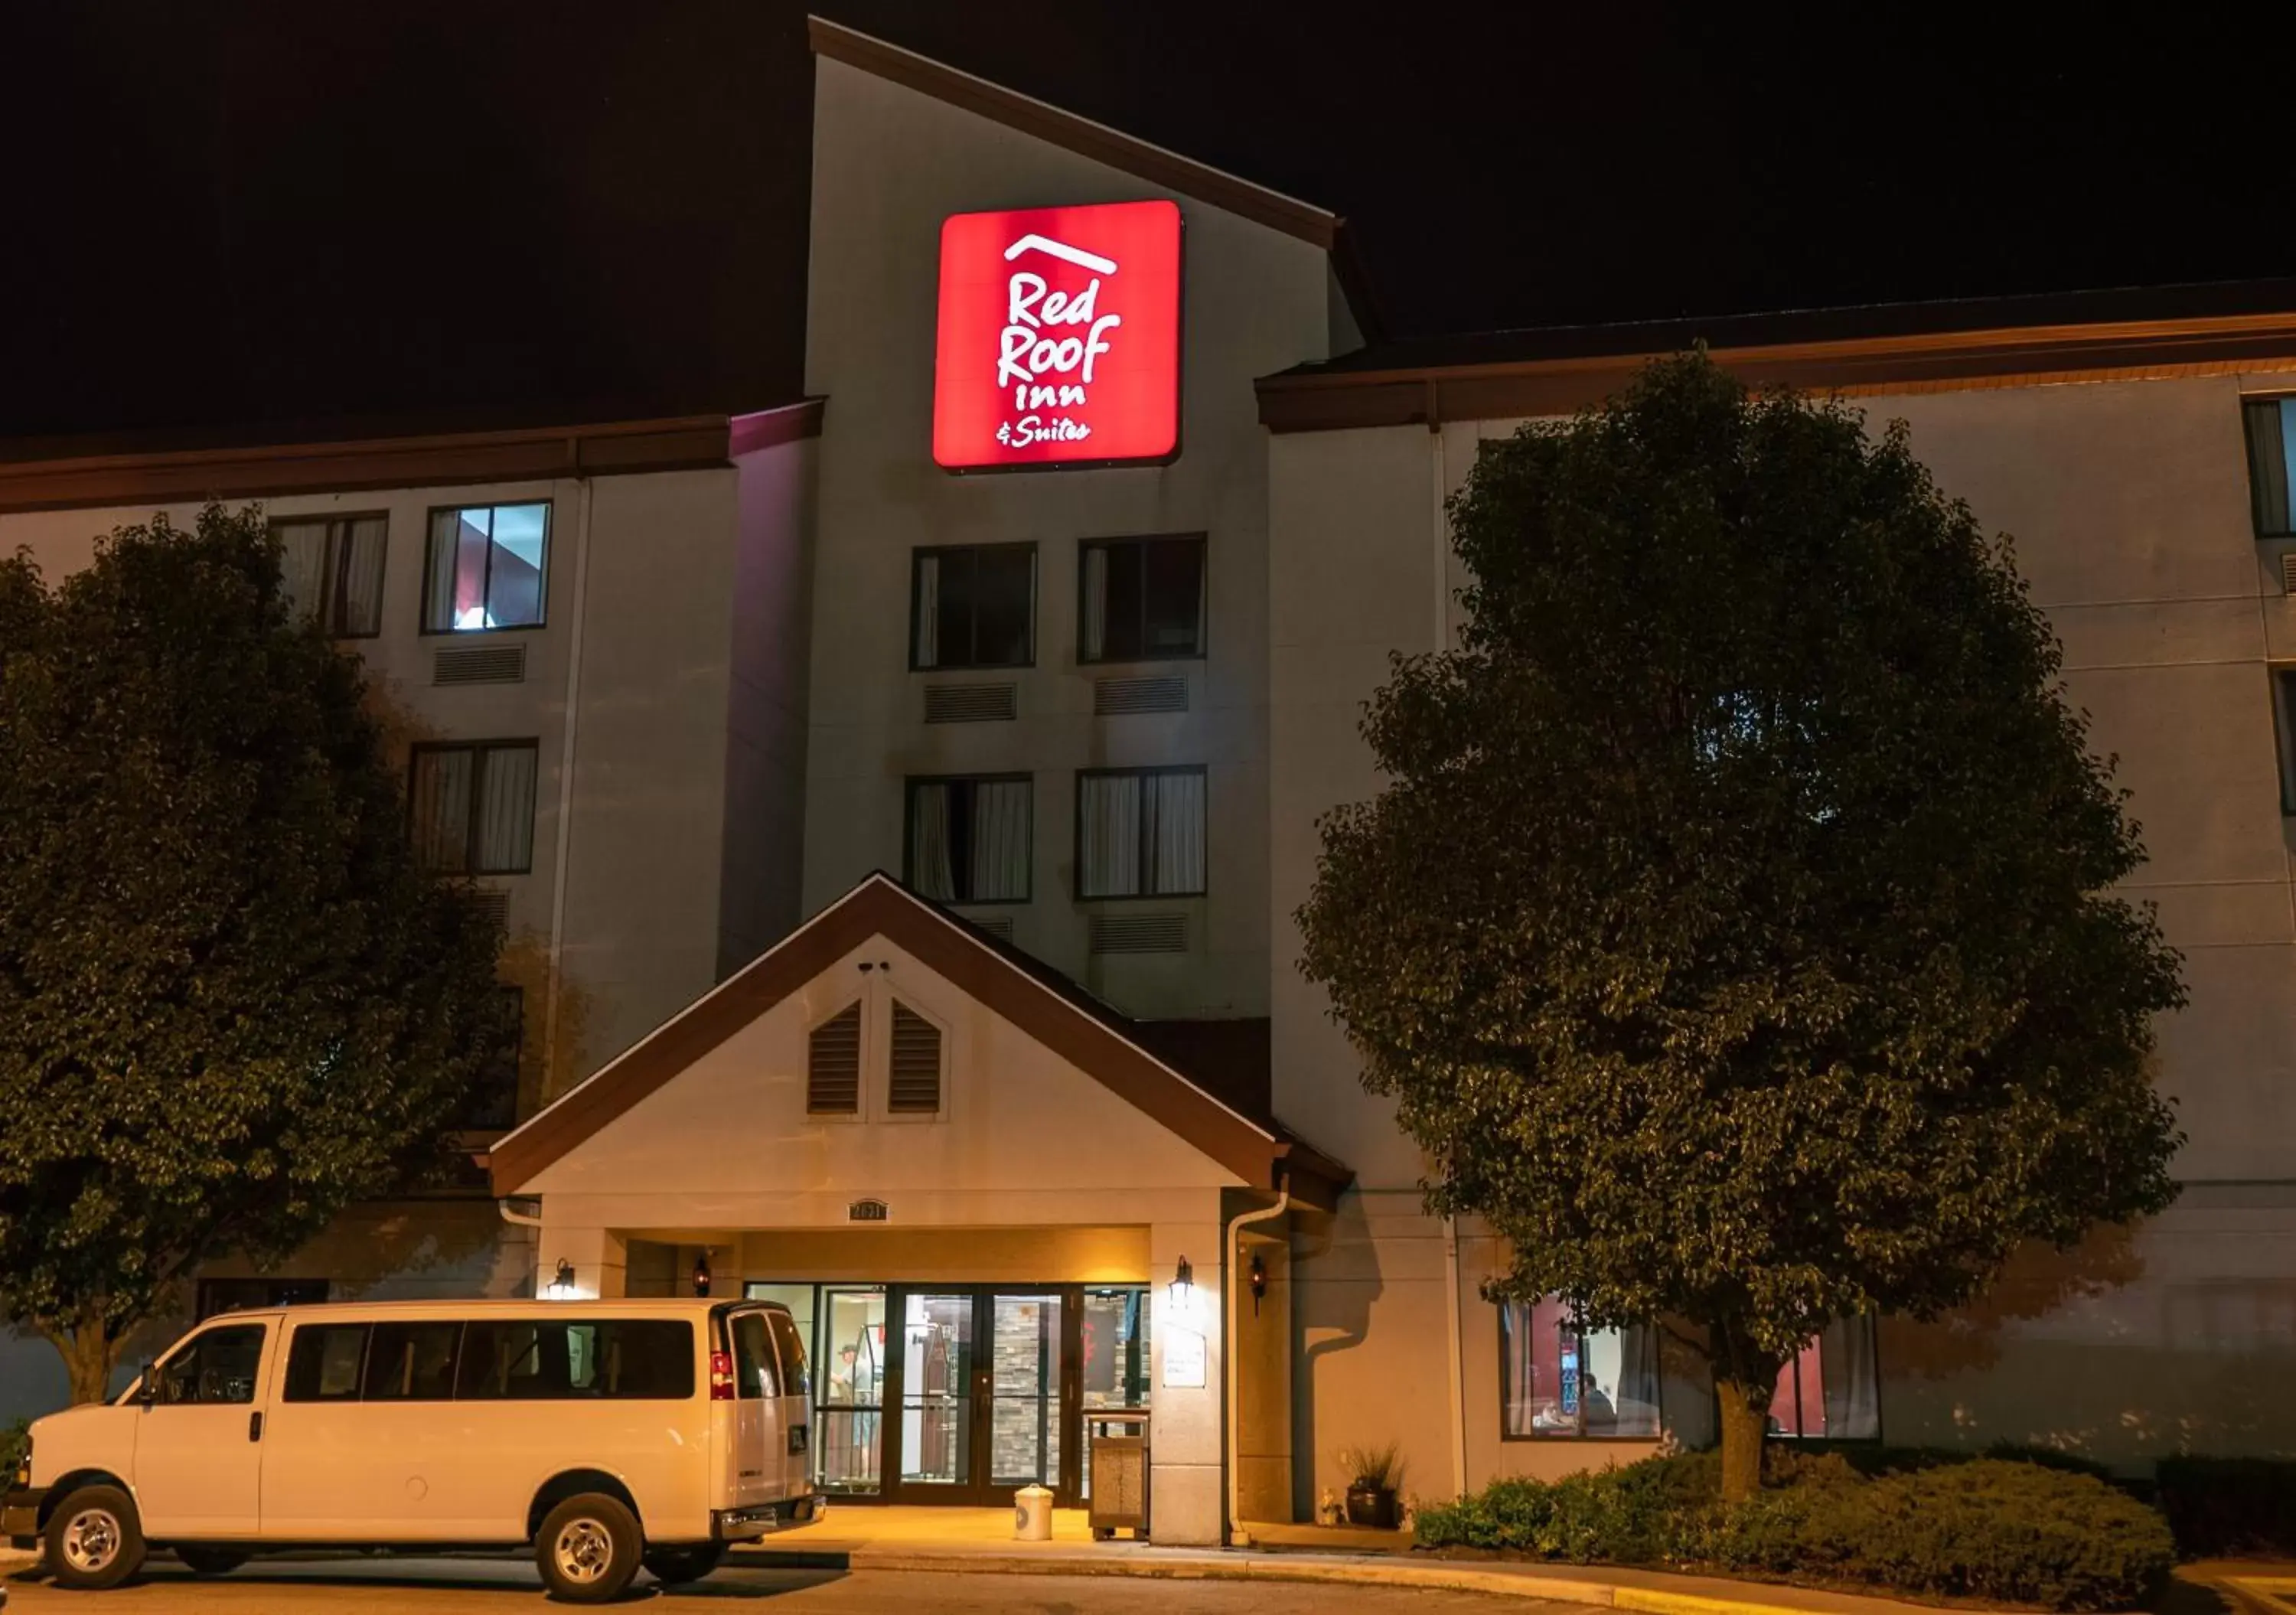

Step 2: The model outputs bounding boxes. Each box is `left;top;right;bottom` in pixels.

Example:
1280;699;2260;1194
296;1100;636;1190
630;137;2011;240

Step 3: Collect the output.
0;415;738;516
488;874;1351;1210
1256;310;2296;432
729;398;826;457
807;16;1338;251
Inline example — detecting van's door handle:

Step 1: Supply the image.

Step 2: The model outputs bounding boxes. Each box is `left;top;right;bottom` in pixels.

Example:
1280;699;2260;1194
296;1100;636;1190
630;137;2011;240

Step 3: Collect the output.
248;1411;263;1443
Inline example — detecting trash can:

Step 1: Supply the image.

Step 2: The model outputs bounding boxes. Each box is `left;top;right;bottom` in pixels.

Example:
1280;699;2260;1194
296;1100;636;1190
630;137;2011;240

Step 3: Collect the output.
1013;1483;1055;1542
1087;1409;1150;1541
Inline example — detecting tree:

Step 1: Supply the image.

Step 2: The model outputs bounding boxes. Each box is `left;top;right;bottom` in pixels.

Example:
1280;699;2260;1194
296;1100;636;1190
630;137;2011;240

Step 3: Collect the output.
0;504;517;1402
1296;354;2185;1502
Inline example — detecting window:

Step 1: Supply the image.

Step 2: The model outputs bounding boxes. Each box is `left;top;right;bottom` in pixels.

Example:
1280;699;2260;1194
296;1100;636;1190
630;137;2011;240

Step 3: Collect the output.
2245;399;2296;538
154;1324;266;1407
1768;1315;1881;1440
2274;670;2296;816
1080;535;1205;662
733;1312;781;1399
423;501;550;631
283;1323;370;1403
456;1319;694;1400
912;543;1035;669
362;1321;462;1401
887;1002;942;1114
1076;767;1206;898
454;985;522;1130
766;1309;812;1402
807;1003;862;1114
408;740;539;874
196;1277;328;1320
273;515;387;637
1499;1298;1662;1438
907;775;1031;904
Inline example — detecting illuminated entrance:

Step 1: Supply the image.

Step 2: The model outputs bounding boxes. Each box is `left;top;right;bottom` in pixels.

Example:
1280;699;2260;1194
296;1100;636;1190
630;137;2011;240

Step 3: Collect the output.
748;1281;1150;1506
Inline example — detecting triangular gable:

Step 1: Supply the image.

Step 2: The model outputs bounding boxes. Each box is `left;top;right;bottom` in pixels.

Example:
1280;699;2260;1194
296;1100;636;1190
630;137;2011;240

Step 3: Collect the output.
489;873;1349;1209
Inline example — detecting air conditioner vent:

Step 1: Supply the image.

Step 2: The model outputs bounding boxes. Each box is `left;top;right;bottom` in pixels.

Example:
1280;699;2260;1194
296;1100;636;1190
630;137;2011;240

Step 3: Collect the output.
1094;676;1189;716
924;682;1018;723
2280;551;2296;596
1088;912;1187;955
433;644;527;686
964;914;1016;944
470;889;511;935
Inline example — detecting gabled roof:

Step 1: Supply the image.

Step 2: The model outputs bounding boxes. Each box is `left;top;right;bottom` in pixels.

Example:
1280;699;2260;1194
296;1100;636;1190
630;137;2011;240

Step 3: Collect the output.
487;873;1351;1210
805;16;1384;340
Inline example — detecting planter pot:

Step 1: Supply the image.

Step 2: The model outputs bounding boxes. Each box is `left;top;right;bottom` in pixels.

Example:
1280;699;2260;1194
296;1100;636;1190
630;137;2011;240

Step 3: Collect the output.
1345;1486;1400;1529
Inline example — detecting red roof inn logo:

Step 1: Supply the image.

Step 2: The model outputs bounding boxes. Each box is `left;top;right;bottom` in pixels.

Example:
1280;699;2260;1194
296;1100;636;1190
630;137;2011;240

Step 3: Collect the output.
932;199;1183;471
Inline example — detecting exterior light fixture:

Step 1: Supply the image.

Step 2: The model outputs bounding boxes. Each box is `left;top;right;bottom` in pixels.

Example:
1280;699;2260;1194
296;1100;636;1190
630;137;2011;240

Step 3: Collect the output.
1249;1252;1267;1316
1169;1255;1195;1313
550;1258;576;1297
692;1251;713;1297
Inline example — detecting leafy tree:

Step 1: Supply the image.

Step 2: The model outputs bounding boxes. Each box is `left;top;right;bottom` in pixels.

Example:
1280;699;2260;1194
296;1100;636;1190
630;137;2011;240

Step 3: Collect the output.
1297;354;2184;1502
0;504;516;1402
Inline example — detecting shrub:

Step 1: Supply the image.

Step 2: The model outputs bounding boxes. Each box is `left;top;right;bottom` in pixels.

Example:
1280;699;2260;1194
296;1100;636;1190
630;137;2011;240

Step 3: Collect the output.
2155;1458;2296;1557
1;1418;27;1476
1416;1450;2173;1611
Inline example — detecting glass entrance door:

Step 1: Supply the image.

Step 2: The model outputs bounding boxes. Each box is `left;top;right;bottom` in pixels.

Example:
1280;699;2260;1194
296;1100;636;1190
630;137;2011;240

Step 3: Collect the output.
885;1286;1082;1504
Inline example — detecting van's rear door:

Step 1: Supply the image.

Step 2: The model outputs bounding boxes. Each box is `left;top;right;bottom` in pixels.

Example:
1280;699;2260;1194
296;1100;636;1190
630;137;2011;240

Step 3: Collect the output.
722;1307;784;1513
763;1308;814;1502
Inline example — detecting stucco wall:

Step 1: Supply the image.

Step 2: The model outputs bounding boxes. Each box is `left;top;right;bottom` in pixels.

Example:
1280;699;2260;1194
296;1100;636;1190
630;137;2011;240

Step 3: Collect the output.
799;55;1341;1020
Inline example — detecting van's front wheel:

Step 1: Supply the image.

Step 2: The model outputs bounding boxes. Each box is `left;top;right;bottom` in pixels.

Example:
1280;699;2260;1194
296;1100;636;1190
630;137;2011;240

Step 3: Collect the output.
536;1493;642;1604
44;1483;146;1591
643;1543;727;1585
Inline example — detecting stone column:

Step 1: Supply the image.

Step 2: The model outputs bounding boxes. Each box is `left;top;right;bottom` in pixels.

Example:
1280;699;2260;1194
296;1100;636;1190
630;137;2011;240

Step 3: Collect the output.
533;1219;628;1300
1147;1210;1223;1545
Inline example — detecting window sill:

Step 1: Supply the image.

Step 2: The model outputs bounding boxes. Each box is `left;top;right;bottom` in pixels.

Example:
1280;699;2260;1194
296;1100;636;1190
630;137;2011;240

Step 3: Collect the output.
1078;653;1206;670
418;622;549;638
1075;892;1208;905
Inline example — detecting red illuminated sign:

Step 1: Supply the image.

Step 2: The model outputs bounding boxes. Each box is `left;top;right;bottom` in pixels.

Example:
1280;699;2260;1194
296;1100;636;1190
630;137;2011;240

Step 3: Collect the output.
932;199;1183;471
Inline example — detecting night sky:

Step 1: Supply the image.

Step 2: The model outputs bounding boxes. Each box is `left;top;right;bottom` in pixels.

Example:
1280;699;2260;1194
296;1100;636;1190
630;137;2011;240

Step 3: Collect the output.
8;2;2295;441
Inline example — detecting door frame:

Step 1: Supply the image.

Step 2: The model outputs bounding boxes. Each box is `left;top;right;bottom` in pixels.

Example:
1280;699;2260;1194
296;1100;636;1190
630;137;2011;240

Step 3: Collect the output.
880;1284;1083;1507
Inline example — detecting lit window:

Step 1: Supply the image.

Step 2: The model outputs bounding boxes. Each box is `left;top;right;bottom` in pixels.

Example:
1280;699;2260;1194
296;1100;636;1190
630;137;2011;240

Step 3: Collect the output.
408;740;539;874
423;502;550;632
1080;535;1205;662
1768;1316;1881;1440
1076;767;1205;899
907;775;1031;903
1499;1297;1662;1439
2245;399;2296;538
273;515;387;637
912;543;1035;670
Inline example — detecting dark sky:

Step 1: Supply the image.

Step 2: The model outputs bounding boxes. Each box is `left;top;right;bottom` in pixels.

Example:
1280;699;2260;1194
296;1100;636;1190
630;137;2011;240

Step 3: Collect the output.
8;2;2294;440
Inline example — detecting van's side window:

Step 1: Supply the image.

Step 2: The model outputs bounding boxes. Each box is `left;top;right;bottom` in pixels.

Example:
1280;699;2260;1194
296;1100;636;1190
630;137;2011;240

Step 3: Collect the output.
733;1313;779;1399
458;1319;693;1401
155;1324;266;1405
284;1324;370;1401
766;1310;811;1401
364;1322;461;1401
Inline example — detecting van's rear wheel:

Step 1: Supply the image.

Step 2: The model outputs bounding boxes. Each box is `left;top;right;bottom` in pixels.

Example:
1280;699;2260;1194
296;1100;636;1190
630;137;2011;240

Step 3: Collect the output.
44;1483;146;1591
642;1543;726;1584
176;1545;249;1575
536;1493;642;1604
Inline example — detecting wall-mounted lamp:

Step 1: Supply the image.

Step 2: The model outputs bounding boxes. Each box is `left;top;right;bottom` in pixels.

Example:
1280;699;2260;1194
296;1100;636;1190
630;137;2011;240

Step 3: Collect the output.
549;1258;576;1297
1248;1252;1267;1317
692;1251;713;1297
1169;1255;1195;1314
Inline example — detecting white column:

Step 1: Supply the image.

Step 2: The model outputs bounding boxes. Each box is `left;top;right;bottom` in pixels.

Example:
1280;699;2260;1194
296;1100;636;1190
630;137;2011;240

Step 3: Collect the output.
1148;1210;1224;1545
533;1219;628;1300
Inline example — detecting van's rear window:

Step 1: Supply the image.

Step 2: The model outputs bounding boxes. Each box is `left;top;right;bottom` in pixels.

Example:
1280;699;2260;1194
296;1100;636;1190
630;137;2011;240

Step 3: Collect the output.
458;1320;694;1401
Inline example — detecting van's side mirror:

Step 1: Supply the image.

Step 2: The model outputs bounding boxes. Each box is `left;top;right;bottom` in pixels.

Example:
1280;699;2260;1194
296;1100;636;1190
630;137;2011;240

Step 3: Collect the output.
135;1365;157;1406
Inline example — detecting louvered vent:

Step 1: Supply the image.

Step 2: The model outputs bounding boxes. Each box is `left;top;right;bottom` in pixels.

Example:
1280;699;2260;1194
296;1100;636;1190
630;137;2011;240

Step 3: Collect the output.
470;889;511;935
924;682;1017;723
1088;912;1188;954
1094;676;1189;716
433;644;527;686
807;1003;862;1114
2281;551;2296;595
888;1003;943;1114
967;915;1016;944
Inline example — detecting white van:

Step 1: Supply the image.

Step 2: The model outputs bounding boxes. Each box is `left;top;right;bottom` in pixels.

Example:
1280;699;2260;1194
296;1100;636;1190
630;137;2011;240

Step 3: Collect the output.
2;1297;823;1600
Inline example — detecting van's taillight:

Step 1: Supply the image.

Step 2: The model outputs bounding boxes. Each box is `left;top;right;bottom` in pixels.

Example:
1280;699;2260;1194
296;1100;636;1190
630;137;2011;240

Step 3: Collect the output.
709;1350;735;1401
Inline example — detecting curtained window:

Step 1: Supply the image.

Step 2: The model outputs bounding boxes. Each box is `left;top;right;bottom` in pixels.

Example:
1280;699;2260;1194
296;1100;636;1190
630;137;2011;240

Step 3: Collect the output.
1080;534;1205;662
911;543;1035;669
1076;767;1205;898
906;775;1032;903
2245;399;2296;537
272;514;388;637
1499;1297;1662;1439
1768;1314;1881;1440
409;740;539;874
424;502;550;631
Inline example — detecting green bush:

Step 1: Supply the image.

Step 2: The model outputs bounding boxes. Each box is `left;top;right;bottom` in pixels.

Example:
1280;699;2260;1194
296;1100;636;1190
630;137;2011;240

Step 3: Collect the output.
2155;1458;2296;1557
1414;1450;2173;1612
1;1418;28;1476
